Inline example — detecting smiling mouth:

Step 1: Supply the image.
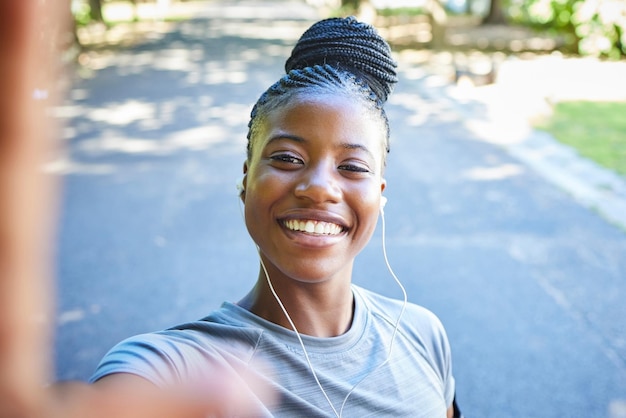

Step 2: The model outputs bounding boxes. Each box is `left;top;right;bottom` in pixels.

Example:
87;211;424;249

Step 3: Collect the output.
283;219;345;236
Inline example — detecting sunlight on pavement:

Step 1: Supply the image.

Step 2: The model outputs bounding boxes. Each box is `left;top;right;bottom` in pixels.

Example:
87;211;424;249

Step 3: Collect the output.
455;55;626;147
89;100;155;126
152;48;201;72
203;70;247;85
463;164;525;181
610;399;626;418
57;309;85;326
44;158;116;175
209;20;312;41
389;93;433;127
76;125;229;155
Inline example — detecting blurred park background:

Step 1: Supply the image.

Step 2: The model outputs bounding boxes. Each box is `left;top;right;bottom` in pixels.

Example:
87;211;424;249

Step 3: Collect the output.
54;0;626;417
71;0;626;177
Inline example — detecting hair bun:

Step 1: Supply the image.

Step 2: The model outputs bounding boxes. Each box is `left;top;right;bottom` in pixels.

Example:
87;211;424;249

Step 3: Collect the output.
285;16;398;103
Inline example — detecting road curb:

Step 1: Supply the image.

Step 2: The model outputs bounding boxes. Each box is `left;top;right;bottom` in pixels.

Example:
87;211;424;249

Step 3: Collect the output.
507;129;626;231
431;59;626;233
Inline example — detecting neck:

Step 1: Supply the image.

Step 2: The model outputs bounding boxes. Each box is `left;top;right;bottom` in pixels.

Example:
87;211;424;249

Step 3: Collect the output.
238;266;355;338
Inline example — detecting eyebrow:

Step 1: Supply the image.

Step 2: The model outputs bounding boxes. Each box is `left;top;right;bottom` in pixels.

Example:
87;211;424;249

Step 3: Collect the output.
266;134;375;160
267;134;305;146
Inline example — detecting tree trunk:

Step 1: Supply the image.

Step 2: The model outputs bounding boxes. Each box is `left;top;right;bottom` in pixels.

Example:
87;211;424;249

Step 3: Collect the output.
428;0;447;49
482;0;506;25
88;0;104;22
130;0;139;22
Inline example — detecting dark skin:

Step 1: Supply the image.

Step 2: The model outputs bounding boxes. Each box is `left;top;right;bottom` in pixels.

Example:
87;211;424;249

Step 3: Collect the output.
0;3;451;414
238;95;386;338
238;94;454;417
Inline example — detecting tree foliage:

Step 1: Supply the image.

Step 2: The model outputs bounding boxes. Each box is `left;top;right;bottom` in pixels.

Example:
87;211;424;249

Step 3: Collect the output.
71;0;93;27
509;0;626;58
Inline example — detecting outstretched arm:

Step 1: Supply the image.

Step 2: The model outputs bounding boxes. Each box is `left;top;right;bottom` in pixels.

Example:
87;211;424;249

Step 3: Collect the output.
0;1;60;415
0;2;270;417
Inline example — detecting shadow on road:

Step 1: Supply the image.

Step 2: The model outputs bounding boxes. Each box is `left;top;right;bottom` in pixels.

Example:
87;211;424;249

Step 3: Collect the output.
54;2;626;417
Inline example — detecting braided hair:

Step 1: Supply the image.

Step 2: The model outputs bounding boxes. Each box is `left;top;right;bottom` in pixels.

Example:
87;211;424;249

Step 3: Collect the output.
247;16;397;161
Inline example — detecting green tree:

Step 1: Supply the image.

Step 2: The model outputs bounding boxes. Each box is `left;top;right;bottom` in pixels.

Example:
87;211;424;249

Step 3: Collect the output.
510;0;626;58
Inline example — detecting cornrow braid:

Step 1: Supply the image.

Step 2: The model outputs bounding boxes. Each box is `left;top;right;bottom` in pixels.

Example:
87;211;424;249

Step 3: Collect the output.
285;16;397;103
247;64;387;157
247;17;396;161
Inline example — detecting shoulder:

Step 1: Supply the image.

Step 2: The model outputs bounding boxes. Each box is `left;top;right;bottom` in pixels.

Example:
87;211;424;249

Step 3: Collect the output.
354;285;451;362
354;285;446;334
90;307;265;386
355;286;455;401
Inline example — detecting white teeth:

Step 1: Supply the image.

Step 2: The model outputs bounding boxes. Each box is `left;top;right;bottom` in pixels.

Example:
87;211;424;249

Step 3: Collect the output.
284;219;343;236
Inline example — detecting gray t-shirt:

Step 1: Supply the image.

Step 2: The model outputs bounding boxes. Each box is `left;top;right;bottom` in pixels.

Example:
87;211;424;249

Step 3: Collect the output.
91;285;455;417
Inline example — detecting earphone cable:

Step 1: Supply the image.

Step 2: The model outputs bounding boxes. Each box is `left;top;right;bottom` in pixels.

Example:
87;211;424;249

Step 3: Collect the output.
338;204;407;416
248;195;407;418
257;249;341;418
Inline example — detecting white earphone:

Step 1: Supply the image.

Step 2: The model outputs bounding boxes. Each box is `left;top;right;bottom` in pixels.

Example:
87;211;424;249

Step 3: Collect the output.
238;177;402;417
255;192;405;418
236;176;246;196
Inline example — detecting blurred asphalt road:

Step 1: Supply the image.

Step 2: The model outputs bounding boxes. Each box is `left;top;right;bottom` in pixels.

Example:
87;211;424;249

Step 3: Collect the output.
53;1;626;417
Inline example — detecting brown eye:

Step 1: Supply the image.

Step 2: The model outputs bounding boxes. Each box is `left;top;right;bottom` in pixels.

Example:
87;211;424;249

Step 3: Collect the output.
339;164;367;172
270;154;304;165
338;162;371;174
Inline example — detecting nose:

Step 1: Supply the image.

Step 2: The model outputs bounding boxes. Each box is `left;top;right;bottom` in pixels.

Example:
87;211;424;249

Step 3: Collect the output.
294;161;342;204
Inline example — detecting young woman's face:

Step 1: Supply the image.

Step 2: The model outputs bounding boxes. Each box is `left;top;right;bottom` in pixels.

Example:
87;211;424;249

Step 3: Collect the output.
243;94;387;284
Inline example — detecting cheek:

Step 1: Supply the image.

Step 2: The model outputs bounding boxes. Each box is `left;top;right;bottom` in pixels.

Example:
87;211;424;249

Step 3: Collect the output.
351;186;381;232
243;190;271;247
247;168;290;200
243;170;286;228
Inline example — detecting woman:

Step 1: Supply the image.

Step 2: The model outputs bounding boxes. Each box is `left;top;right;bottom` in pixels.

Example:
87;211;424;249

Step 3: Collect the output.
91;16;457;418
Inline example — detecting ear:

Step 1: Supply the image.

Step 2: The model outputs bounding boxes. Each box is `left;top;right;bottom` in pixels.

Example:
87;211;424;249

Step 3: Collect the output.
240;162;248;203
379;178;387;212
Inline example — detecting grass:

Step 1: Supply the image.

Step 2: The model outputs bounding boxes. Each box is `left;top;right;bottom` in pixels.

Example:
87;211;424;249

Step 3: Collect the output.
536;101;626;177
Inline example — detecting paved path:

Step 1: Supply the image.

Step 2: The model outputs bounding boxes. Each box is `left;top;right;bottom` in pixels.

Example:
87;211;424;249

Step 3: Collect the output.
53;1;626;417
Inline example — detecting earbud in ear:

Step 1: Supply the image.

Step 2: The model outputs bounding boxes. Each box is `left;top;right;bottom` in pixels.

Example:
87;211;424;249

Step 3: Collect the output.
236;175;246;195
380;196;387;211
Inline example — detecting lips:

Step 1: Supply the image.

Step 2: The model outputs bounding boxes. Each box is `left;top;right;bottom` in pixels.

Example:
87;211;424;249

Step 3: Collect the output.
283;219;344;236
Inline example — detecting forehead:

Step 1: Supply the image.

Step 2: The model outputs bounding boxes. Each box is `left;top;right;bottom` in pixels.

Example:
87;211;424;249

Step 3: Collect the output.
255;93;386;156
